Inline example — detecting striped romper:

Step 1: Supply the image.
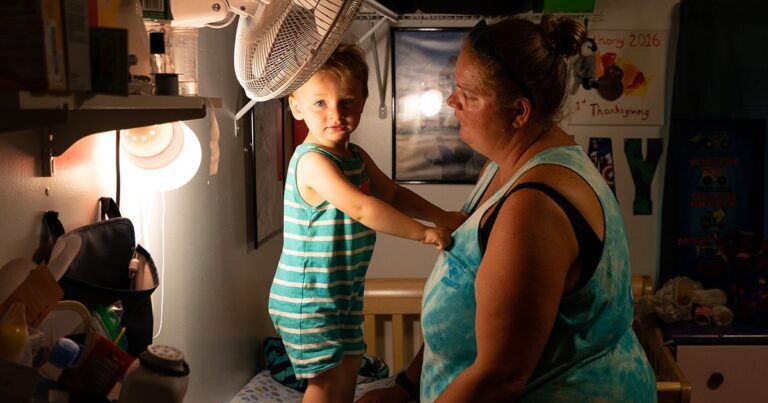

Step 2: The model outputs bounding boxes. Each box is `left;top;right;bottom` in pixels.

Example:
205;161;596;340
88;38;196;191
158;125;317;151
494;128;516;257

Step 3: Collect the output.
268;143;377;379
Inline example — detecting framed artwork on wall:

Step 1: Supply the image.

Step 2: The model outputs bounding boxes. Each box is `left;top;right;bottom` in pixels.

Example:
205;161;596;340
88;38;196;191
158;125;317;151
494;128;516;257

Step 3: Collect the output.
567;30;669;126
659;118;765;290
245;97;286;249
391;27;486;184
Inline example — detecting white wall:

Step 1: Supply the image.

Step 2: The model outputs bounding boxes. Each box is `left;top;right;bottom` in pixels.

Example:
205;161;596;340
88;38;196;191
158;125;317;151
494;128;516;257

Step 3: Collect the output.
351;0;681;283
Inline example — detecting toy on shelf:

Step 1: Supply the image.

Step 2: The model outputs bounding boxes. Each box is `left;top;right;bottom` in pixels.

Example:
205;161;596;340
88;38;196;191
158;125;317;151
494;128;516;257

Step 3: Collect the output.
636;276;734;326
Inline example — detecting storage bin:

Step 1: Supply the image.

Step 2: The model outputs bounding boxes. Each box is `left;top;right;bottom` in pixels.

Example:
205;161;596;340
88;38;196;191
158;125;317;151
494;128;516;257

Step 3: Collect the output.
533;0;595;13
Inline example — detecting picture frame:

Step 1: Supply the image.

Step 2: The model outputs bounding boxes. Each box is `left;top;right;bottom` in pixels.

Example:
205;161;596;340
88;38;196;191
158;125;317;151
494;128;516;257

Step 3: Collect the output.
391;27;486;183
244;97;286;249
658;118;765;290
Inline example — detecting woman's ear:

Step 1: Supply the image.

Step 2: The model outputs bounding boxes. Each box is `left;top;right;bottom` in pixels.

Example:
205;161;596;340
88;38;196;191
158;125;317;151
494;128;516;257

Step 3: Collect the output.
288;96;303;120
511;97;532;129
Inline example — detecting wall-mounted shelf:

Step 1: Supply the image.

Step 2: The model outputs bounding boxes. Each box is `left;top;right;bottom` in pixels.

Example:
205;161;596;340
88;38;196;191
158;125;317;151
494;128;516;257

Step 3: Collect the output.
0;91;221;156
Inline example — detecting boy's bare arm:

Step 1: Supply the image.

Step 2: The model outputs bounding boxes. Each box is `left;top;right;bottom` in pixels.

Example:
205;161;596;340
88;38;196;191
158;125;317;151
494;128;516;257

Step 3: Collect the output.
356;147;468;231
297;152;451;249
391;187;468;231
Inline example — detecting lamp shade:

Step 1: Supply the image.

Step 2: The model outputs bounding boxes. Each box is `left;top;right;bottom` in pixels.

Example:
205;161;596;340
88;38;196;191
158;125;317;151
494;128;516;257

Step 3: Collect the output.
120;121;201;191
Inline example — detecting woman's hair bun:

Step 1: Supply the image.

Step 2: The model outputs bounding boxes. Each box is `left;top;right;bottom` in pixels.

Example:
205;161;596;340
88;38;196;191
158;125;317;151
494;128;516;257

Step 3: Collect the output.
539;15;587;58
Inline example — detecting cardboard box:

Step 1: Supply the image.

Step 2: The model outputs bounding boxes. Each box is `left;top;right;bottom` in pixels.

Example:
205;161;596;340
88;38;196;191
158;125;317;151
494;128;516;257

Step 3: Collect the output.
0;358;38;403
89;27;128;95
140;0;172;21
59;333;135;398
61;0;92;91
533;0;595;13
88;0;121;27
0;263;64;329
0;0;67;91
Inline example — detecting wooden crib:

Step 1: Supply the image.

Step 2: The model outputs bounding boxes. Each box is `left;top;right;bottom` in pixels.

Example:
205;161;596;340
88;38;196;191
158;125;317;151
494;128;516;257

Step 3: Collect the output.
233;276;691;402
362;275;692;403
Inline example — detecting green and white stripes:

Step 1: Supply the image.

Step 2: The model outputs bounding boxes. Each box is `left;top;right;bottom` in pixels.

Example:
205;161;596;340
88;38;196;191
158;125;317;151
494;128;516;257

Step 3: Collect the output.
269;144;376;378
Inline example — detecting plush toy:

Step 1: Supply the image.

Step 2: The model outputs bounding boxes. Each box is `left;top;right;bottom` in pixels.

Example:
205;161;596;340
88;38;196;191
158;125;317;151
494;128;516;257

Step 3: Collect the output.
635;276;734;326
569;38;600;95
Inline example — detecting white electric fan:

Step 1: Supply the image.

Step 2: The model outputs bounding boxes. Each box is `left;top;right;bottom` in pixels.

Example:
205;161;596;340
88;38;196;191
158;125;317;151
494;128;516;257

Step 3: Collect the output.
171;0;364;100
234;0;364;100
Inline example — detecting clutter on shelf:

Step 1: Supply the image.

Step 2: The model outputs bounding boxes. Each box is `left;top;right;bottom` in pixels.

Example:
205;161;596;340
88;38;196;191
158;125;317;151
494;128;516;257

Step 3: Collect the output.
636;276;734;327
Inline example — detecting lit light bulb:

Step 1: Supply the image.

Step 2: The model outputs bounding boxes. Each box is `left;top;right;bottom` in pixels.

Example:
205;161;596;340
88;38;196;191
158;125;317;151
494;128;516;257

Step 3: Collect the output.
420;89;443;117
120;122;201;191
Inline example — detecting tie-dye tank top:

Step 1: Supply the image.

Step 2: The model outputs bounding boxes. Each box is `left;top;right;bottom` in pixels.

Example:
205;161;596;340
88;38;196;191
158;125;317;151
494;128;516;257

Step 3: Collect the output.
420;145;656;402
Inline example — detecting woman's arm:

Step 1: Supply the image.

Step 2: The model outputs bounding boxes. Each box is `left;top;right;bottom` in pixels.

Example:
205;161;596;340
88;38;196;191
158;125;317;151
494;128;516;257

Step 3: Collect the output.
435;187;579;401
356;147;467;231
297;152;451;249
355;346;424;403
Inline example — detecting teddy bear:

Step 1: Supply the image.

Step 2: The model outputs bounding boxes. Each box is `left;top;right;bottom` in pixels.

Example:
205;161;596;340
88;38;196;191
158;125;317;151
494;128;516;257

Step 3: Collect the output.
635;276;734;326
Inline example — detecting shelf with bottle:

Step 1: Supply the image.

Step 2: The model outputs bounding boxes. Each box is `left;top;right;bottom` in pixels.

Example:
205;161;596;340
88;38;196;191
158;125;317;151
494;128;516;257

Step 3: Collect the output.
0;91;221;156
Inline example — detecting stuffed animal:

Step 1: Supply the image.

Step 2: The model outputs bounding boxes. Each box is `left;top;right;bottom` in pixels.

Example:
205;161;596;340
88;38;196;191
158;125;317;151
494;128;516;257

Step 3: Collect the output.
569;38;600;95
635;276;734;326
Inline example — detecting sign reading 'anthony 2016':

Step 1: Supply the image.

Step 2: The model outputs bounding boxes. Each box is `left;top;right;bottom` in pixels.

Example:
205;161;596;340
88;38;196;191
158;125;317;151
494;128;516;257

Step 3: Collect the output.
568;30;668;126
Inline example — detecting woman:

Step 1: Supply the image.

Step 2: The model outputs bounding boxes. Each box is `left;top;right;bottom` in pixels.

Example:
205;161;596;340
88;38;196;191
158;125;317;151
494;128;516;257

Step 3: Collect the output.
357;15;656;402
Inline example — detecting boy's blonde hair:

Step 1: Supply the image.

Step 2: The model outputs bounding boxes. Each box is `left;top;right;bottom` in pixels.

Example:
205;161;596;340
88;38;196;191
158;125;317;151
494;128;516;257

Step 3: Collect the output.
315;43;369;98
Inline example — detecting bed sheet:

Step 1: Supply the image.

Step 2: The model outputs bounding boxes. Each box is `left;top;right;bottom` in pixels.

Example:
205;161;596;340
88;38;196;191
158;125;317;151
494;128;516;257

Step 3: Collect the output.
231;370;407;402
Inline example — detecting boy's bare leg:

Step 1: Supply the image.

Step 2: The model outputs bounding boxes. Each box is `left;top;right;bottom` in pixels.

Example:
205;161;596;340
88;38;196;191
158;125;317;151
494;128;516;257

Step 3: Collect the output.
303;354;362;403
338;354;363;402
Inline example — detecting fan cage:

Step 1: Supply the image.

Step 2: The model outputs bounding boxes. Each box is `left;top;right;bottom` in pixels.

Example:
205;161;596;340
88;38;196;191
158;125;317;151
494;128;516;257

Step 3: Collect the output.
235;0;365;101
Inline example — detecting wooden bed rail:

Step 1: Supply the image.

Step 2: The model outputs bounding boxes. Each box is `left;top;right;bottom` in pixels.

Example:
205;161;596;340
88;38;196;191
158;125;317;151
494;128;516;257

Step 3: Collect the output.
363;278;425;372
631;276;692;403
363;275;690;403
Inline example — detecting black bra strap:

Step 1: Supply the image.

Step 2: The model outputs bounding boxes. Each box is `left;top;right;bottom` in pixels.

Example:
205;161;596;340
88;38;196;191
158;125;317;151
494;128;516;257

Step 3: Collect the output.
480;182;604;293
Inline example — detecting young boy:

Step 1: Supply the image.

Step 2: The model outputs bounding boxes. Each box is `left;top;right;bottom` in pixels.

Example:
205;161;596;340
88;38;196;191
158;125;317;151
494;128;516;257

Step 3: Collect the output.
268;43;466;403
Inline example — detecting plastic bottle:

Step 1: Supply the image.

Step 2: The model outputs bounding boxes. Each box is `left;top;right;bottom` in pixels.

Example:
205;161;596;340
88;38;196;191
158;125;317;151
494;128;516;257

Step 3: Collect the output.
149;31;179;95
170;27;199;96
0;302;28;363
35;337;80;403
150;31;169;75
118;344;190;403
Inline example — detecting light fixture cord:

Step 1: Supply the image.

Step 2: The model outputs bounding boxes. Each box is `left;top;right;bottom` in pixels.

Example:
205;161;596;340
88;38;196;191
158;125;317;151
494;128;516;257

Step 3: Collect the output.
153;192;166;339
116;129;122;208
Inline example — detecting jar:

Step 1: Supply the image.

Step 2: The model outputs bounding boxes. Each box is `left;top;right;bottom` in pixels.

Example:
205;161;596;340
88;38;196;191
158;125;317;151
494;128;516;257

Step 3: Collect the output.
118;344;190;403
170;27;199;96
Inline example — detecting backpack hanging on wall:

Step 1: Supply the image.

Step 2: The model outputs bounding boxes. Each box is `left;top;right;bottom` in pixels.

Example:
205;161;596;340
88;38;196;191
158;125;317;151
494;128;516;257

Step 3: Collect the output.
40;197;159;357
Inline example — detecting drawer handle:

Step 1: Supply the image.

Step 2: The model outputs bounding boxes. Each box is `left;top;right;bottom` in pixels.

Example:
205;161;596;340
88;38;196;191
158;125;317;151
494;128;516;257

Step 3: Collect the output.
707;372;724;390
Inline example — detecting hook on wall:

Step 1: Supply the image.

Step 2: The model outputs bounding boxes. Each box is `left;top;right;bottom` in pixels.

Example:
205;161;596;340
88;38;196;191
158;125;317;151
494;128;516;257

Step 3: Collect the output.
42;131;54;177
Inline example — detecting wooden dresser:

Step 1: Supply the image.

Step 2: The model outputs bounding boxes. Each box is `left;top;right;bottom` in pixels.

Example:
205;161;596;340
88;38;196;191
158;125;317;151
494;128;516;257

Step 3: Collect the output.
662;321;768;403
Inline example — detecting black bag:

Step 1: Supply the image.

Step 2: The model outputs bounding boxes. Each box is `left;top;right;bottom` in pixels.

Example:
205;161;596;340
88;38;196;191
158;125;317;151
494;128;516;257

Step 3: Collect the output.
40;197;159;357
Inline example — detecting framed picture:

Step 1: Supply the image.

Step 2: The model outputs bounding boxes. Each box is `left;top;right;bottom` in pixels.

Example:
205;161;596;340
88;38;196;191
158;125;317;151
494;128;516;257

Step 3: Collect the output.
245;97;286;249
391;28;486;183
658;119;765;290
567;30;669;126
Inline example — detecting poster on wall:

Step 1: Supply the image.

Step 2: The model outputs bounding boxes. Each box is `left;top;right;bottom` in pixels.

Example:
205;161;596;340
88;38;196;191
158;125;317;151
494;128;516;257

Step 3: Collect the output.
659;119;765;290
624;138;663;215
391;28;486;183
568;30;668;126
587;137;617;196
